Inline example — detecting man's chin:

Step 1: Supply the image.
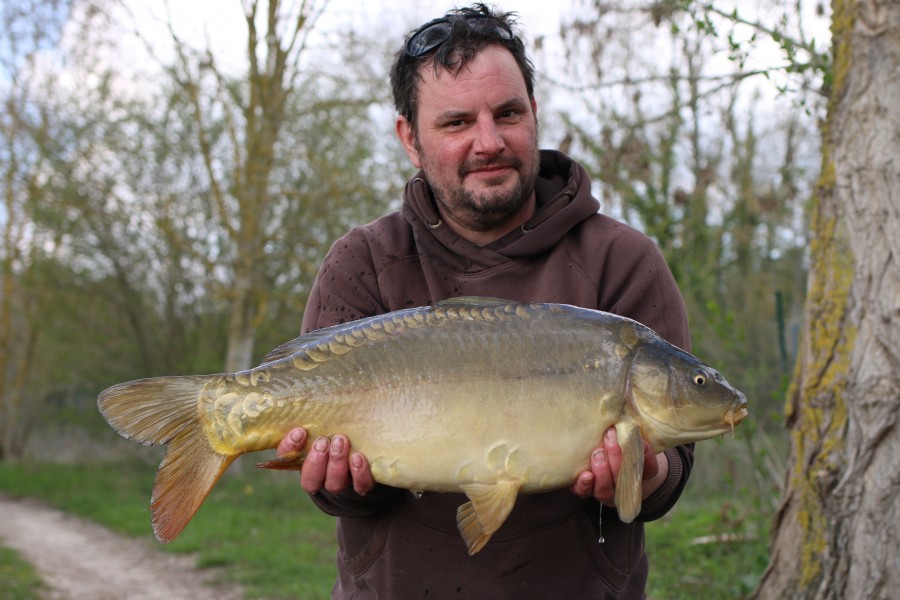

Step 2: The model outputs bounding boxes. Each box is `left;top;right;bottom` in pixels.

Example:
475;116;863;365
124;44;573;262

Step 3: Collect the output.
465;194;532;226
464;176;521;200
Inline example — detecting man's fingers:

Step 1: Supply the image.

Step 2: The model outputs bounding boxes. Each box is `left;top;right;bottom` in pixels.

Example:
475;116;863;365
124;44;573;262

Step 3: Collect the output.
571;471;595;498
602;427;622;485
276;427;307;457
324;435;351;493
295;434;373;496
574;428;659;506
300;436;330;494
591;448;615;503
350;452;375;495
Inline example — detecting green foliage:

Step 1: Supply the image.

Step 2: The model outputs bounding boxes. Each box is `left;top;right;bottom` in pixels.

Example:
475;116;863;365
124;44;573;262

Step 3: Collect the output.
558;1;815;442
645;493;771;599
0;546;47;600
644;399;787;599
0;1;407;458
672;0;831;103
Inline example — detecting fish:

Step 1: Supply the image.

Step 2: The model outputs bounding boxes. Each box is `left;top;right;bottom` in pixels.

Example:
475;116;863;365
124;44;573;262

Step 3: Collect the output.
97;297;748;555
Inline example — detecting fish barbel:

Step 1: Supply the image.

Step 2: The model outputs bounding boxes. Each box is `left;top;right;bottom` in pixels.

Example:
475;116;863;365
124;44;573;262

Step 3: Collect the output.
98;297;748;554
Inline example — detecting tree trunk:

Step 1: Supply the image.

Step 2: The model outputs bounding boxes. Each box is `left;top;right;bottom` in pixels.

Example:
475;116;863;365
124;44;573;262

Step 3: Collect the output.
213;0;293;374
753;1;900;598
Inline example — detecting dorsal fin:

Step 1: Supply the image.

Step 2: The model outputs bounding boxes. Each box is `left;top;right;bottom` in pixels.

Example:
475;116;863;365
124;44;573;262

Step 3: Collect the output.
262;299;522;365
260;323;347;364
262;299;514;364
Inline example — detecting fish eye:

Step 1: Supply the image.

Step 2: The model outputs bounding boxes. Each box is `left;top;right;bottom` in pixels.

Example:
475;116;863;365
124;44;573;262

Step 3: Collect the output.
692;368;709;386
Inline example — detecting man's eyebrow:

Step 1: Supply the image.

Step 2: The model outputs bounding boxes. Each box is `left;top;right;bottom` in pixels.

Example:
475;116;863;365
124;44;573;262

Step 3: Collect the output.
495;97;530;112
434;109;473;122
433;97;530;122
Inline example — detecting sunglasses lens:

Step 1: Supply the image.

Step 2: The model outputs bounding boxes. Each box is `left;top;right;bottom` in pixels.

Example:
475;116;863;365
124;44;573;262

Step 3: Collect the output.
407;21;452;57
405;16;514;58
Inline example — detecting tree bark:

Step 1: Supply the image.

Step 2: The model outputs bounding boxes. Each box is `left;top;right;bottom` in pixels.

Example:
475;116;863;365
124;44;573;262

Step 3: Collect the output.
754;1;900;598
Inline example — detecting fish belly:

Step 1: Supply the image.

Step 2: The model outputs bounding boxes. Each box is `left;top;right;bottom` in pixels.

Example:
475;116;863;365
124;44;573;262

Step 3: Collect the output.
286;374;620;494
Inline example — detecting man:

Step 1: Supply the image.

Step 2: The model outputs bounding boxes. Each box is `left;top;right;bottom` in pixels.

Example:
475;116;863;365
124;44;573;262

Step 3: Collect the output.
277;4;693;598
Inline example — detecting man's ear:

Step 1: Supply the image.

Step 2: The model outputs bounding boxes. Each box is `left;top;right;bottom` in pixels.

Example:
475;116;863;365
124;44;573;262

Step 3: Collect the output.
395;116;422;169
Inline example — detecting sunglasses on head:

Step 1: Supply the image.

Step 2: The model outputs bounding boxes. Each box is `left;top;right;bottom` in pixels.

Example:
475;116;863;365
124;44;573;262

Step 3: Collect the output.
405;14;515;58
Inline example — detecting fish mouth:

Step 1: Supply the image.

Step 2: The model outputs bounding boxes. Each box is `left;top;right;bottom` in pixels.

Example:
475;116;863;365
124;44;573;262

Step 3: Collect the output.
723;404;749;436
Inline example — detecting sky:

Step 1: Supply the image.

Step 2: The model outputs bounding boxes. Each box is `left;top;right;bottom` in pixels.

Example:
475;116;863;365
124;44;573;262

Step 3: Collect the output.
123;0;575;70
109;0;582;144
114;0;830;106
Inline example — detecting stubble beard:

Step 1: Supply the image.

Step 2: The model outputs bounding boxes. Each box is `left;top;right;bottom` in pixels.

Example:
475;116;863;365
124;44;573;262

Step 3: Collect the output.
421;145;542;234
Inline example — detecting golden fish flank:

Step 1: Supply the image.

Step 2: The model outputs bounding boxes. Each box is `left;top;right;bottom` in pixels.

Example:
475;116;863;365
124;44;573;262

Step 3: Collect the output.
97;297;748;555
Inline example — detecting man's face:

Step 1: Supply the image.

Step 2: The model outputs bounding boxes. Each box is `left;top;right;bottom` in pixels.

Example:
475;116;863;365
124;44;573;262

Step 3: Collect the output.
396;45;540;236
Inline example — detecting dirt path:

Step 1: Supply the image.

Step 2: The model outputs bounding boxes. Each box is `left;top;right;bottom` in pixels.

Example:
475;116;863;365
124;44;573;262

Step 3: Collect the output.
0;494;243;600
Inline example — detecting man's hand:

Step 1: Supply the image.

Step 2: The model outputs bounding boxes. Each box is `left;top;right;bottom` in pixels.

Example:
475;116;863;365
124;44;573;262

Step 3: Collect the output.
570;426;669;505
276;428;376;496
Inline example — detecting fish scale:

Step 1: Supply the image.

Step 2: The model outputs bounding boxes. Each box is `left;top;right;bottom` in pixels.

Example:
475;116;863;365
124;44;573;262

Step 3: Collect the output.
97;297;748;554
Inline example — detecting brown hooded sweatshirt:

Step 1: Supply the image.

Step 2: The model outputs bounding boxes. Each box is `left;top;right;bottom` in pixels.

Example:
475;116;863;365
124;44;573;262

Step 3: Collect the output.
301;150;693;599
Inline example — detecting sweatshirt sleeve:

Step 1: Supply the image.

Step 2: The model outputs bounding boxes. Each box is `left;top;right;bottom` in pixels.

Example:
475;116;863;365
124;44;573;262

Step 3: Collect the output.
636;443;695;521
602;231;691;352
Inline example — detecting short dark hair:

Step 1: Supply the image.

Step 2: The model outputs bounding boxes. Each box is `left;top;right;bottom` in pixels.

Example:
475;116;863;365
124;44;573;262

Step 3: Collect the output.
390;3;535;132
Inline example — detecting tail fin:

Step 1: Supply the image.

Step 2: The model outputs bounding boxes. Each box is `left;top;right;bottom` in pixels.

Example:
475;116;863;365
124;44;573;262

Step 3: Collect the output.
98;376;236;543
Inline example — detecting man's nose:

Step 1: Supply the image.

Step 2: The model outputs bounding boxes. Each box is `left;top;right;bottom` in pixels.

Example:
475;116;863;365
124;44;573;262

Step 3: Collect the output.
473;118;505;155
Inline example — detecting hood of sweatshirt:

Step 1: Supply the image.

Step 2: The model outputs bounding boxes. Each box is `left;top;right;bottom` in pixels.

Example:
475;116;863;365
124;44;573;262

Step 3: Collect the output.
400;150;601;273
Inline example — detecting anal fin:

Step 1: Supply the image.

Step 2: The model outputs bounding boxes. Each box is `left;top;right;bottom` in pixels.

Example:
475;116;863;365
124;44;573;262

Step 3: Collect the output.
256;450;307;471
456;481;521;555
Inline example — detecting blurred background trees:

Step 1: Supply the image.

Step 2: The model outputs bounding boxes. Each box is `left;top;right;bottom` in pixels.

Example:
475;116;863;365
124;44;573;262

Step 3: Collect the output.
1;0;74;460
545;0;828;506
11;1;897;598
0;0;832;575
0;0;406;459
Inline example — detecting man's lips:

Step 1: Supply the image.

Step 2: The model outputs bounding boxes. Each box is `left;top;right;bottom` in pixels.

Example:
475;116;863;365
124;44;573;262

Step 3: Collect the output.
464;163;517;177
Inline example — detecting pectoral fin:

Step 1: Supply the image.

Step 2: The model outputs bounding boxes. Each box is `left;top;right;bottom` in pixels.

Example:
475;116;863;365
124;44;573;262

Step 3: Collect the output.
457;481;521;555
614;421;644;523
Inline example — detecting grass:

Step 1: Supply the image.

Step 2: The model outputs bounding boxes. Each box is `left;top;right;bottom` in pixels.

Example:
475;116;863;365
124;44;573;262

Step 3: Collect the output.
0;432;777;599
641;435;777;599
0;546;47;600
645;495;771;599
0;457;338;599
